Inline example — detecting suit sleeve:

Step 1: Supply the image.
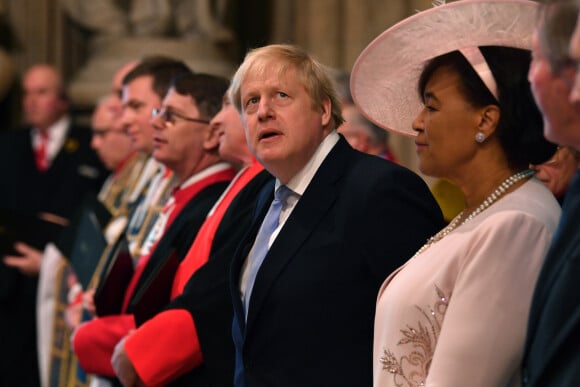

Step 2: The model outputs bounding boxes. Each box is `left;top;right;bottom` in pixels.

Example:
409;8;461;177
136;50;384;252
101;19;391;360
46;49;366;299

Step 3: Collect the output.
0;264;19;303
123;177;270;385
72;314;135;376
359;164;444;280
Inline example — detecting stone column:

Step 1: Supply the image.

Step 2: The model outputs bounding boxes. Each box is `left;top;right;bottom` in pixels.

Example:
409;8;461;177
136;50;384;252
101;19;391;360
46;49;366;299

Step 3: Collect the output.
305;0;342;66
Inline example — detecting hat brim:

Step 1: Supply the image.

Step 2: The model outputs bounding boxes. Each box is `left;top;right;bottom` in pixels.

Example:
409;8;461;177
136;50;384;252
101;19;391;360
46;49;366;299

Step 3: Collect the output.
350;0;539;137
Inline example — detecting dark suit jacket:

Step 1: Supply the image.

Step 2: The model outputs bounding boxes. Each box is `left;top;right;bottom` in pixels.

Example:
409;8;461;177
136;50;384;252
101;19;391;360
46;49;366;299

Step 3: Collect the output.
0;124;107;219
230;137;444;387
0;123;106;387
521;171;580;387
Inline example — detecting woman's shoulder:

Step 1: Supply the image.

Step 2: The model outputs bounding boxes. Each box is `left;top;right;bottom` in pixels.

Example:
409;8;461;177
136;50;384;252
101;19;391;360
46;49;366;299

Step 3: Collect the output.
475;178;561;234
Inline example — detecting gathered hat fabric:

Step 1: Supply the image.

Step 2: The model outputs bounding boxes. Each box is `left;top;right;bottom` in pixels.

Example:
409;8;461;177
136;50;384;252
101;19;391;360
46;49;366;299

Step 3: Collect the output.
350;0;539;137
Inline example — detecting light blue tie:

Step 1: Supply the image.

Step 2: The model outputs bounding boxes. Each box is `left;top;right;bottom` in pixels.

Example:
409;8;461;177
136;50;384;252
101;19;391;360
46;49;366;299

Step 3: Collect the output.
243;185;292;317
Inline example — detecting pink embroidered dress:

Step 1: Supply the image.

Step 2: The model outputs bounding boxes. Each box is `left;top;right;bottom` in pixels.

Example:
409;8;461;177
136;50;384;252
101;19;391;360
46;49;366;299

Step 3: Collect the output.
373;178;560;387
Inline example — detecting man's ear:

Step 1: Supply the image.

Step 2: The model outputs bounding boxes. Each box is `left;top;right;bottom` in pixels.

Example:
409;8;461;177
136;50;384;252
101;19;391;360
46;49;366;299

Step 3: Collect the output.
320;97;332;127
203;124;220;151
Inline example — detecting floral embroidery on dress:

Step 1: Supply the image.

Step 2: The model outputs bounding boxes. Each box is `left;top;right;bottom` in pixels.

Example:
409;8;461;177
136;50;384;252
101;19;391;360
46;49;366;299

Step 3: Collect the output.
379;285;450;387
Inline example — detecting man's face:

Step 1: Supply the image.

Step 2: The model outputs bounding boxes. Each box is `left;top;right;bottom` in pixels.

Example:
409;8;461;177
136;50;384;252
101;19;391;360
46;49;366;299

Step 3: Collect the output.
529;32;580;147
212;96;254;166
22;66;68;130
151;87;214;180
240;62;332;183
338;105;371;153
120;76;161;154
569;11;580;105
91;96;133;171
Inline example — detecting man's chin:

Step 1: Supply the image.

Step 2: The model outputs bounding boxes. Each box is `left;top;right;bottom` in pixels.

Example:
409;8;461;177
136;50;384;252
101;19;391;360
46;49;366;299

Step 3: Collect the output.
543;121;557;143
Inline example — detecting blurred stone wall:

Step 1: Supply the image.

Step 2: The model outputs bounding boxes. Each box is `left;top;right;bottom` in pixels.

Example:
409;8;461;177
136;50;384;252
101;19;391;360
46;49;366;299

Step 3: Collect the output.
2;0;435;173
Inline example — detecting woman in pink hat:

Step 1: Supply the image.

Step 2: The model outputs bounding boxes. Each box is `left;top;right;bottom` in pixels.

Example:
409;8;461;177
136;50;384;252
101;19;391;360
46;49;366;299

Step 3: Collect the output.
351;1;561;386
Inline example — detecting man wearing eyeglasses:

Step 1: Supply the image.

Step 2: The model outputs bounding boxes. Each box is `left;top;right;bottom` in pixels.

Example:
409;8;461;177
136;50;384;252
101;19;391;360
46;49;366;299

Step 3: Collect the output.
40;58;194;387
109;91;274;386
72;70;235;386
117;56;193;257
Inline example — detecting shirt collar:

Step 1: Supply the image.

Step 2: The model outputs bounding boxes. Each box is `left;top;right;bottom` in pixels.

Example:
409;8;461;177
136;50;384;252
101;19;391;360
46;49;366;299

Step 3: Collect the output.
276;130;340;196
176;162;233;191
32;115;71;160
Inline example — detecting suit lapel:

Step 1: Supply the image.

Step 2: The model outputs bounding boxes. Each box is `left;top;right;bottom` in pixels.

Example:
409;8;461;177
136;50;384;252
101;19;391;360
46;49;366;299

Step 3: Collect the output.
48;125;76;171
245;138;353;331
22;129;40;173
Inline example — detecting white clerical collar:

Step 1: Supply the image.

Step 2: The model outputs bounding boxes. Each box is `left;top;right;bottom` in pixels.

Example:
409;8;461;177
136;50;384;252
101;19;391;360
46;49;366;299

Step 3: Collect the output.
178;162;233;190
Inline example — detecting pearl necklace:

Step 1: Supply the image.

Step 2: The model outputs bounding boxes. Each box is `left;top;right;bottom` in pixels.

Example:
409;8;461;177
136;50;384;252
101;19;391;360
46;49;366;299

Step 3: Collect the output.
413;169;535;257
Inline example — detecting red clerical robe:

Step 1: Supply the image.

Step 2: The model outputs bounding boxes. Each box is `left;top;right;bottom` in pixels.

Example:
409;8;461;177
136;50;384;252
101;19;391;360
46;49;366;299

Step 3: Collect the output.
123;161;265;385
72;164;235;377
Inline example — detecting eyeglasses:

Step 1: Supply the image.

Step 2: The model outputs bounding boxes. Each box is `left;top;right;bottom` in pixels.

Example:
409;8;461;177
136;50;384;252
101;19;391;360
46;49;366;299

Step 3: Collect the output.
151;108;210;125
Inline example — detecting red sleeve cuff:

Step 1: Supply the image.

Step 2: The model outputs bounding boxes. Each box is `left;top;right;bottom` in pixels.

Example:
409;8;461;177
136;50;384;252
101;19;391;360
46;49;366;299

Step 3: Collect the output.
124;309;203;385
72;314;136;376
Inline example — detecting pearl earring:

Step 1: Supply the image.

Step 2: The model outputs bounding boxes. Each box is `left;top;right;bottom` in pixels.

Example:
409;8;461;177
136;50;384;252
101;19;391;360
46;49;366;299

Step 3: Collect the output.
475;132;486;143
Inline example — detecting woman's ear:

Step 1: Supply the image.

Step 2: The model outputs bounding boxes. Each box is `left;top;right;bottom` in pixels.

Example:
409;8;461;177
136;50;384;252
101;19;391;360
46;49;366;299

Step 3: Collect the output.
478;105;500;136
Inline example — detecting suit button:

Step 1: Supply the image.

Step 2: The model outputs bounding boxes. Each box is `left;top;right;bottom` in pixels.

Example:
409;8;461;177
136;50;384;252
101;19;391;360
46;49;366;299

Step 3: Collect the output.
522;367;529;385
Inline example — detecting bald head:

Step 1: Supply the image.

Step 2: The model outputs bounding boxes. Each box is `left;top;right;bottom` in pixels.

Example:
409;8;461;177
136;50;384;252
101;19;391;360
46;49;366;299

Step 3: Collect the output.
108;61;139;124
24;65;63;89
22;64;68;131
339;104;388;156
112;61;138;99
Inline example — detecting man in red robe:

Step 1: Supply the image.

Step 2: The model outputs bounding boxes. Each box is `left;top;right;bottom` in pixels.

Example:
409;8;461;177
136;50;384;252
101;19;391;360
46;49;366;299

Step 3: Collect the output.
111;91;274;386
72;72;235;385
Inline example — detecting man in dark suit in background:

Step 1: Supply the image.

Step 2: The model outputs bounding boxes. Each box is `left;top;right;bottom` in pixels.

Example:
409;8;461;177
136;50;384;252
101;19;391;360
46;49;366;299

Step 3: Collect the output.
1;64;107;273
0;64;106;386
0;64;106;225
228;44;444;387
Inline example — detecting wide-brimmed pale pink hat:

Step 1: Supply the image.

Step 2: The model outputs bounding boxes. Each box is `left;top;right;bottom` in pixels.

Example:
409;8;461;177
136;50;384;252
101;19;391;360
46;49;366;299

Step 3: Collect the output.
350;0;539;137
